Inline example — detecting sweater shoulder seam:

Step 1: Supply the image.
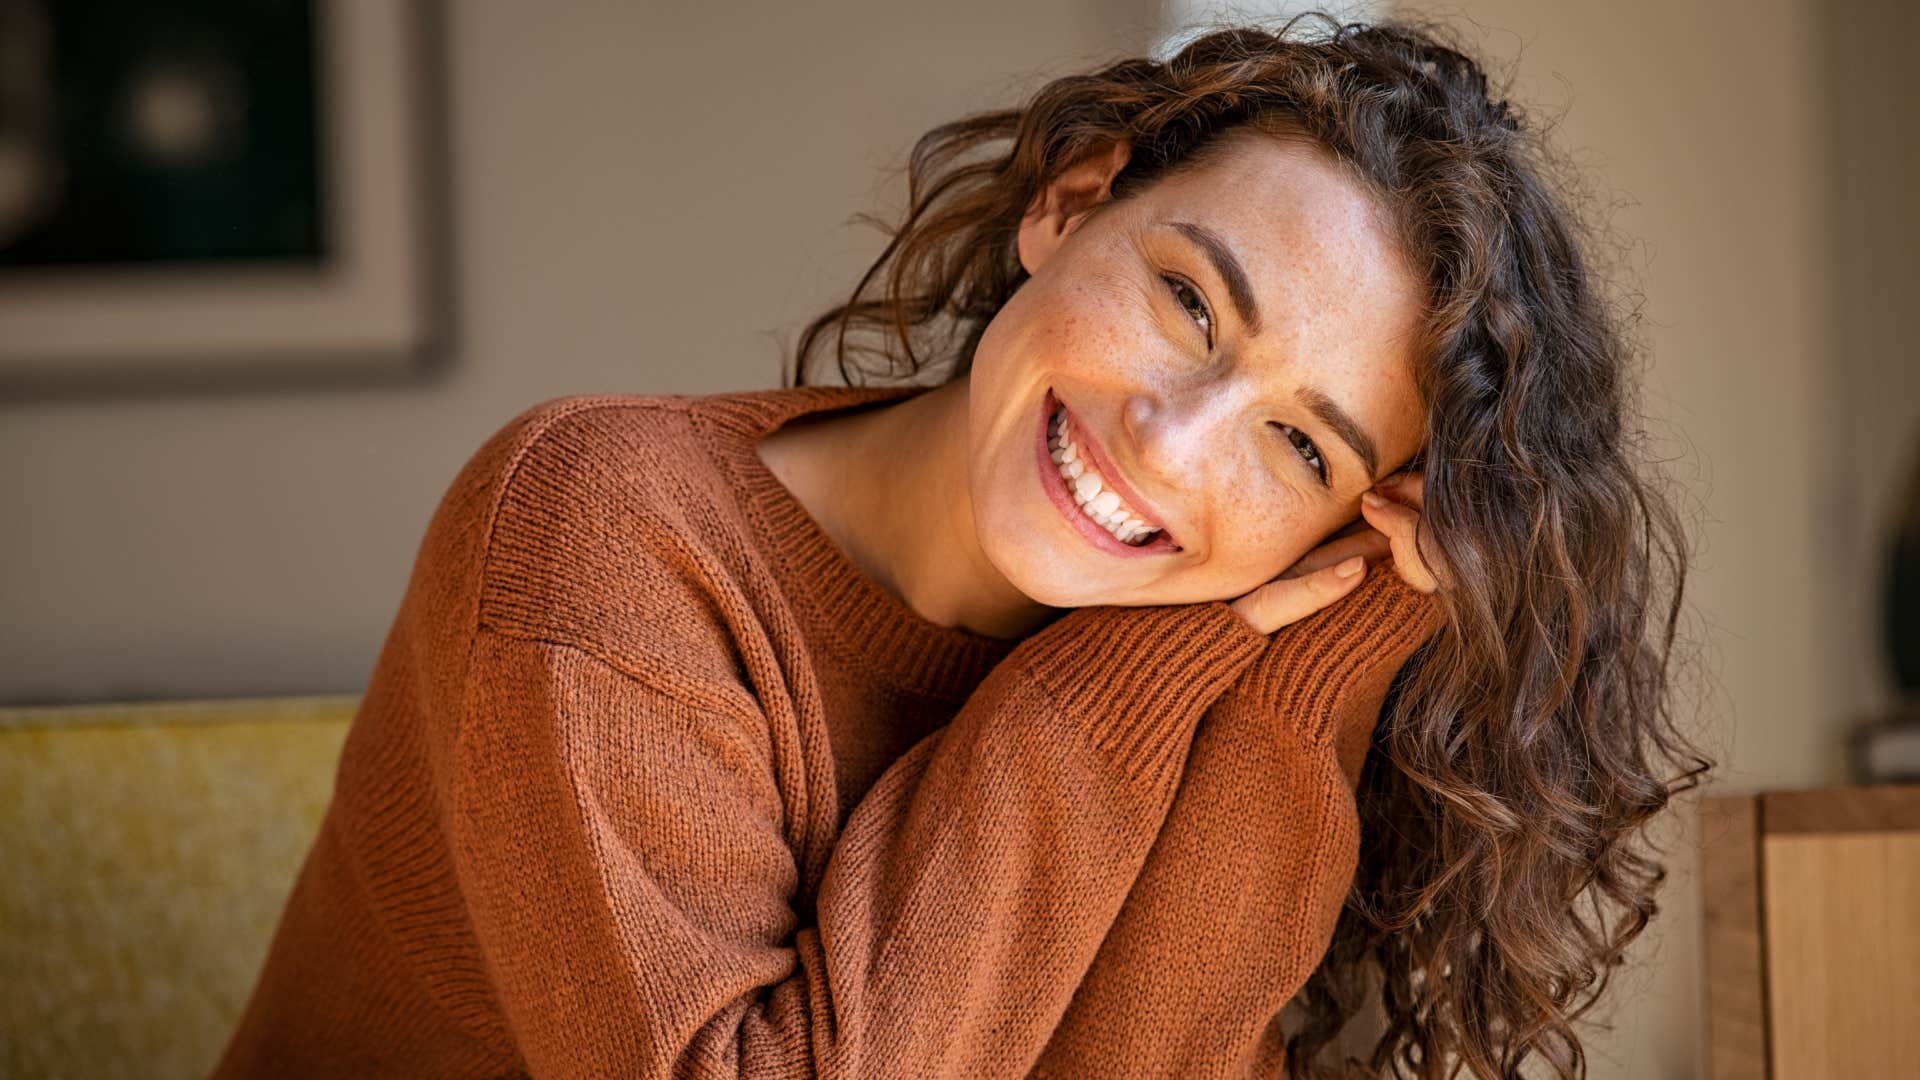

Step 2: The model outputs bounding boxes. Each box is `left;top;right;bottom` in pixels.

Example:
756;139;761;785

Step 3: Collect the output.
453;393;702;683
454;398;636;691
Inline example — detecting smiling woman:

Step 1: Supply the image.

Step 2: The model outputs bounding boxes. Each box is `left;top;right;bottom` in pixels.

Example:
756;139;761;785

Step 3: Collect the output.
780;11;1715;1078
214;11;1712;1080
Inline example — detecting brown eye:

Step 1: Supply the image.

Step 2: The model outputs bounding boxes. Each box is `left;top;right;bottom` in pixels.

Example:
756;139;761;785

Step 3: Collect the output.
1275;423;1330;487
1161;273;1212;345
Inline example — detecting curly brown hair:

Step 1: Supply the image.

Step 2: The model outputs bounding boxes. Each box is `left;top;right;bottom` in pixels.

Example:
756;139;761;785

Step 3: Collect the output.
781;11;1715;1079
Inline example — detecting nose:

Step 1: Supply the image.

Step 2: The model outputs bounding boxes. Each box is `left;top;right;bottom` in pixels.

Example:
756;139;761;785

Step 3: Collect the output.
1119;375;1259;494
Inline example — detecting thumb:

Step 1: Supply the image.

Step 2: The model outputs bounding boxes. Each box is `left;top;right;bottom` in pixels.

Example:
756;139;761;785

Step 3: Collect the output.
1229;555;1367;636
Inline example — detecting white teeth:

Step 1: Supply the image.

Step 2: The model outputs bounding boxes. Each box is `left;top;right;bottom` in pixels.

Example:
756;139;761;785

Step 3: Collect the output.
1048;404;1164;547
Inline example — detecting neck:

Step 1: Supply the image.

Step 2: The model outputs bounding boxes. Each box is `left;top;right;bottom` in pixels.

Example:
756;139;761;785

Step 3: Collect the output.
829;374;1059;641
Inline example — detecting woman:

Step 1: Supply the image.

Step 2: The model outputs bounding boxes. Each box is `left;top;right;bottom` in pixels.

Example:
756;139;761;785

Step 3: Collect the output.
216;13;1710;1079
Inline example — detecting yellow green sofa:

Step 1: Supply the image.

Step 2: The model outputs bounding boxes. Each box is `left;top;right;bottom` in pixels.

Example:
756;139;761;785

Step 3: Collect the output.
0;696;357;1080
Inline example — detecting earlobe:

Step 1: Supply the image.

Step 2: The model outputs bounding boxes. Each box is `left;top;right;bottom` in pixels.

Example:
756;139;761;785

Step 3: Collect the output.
1016;139;1133;275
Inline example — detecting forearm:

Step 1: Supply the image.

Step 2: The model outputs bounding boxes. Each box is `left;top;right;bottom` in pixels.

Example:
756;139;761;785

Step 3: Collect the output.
1029;566;1442;1076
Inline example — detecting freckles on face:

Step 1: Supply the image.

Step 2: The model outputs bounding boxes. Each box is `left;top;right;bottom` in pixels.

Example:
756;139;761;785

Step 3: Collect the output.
1187;462;1343;592
965;133;1425;610
1052;252;1158;363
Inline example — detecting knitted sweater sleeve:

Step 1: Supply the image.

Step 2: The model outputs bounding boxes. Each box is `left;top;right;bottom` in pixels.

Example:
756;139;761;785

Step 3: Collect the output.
1028;563;1446;1077
447;593;1270;1077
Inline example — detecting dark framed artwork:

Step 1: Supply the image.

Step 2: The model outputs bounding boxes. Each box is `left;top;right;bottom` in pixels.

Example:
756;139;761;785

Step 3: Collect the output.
0;0;447;393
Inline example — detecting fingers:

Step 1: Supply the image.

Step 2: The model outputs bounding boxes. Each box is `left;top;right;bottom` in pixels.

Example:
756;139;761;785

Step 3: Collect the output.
1239;555;1368;634
1325;514;1378;542
1280;526;1390;579
1360;488;1438;593
1376;469;1425;512
1228;467;1435;634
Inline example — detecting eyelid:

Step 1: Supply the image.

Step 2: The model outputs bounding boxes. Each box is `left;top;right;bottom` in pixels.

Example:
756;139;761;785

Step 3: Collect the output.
1275;422;1332;488
1160;271;1214;347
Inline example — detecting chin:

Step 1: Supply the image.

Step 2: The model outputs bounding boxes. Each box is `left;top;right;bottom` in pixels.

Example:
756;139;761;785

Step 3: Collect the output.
974;528;1057;604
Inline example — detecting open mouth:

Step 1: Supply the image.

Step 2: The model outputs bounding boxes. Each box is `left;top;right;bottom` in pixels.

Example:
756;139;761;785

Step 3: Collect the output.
1036;388;1180;557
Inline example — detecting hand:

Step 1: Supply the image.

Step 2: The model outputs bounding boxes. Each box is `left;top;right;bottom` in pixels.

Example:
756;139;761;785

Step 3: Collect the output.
1226;516;1392;636
1226;470;1440;635
1359;469;1440;594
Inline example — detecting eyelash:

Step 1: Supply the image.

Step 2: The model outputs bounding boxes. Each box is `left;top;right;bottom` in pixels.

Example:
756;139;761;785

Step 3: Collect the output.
1276;423;1331;487
1161;271;1331;489
1161;272;1213;346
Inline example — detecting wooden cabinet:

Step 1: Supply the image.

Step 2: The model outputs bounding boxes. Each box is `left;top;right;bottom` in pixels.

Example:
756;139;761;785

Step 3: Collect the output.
1700;784;1920;1078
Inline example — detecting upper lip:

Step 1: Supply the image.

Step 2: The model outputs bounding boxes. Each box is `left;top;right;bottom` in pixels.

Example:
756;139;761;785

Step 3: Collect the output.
1057;396;1176;543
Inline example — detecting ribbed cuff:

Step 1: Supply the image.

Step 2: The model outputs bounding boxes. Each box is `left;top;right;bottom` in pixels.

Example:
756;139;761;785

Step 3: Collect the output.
1244;563;1446;746
1013;600;1269;782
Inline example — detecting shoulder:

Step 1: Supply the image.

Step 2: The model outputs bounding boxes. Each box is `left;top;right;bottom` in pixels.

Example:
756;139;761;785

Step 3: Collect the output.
440;393;698;515
482;391;700;470
448;393;714;567
431;392;757;693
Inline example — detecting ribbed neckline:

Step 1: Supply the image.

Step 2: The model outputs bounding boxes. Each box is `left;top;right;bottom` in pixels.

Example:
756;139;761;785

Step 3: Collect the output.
688;383;1022;702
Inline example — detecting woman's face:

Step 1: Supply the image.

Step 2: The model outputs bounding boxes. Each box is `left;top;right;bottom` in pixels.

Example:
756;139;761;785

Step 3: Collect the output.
967;129;1428;609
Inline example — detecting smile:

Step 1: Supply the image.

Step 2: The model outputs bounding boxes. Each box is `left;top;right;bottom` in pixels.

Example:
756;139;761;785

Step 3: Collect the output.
1035;388;1180;557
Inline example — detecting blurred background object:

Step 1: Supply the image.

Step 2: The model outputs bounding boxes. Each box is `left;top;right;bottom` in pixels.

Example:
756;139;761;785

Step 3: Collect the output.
1;0;1916;1077
1699;783;1920;1078
1851;440;1920;784
1893;439;1920;699
0;0;324;267
0;0;442;388
0;696;352;1080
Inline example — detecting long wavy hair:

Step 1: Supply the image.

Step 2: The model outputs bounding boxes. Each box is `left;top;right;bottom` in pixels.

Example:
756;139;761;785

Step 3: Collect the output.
780;12;1714;1079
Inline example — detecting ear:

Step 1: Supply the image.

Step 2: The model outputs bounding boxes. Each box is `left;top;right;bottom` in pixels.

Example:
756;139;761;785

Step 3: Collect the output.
1016;139;1132;275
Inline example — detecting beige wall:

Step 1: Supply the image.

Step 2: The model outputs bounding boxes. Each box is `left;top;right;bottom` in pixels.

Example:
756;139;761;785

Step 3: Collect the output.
3;0;1913;1075
1822;0;1920;725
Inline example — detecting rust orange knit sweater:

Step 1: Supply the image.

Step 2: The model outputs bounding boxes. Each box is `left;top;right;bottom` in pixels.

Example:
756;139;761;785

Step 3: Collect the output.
212;384;1443;1078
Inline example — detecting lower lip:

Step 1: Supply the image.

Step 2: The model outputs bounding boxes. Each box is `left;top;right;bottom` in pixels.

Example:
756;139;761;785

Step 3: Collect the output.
1036;388;1179;558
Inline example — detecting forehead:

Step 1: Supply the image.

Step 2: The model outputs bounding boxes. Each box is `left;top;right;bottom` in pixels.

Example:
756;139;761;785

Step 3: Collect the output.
1134;132;1422;359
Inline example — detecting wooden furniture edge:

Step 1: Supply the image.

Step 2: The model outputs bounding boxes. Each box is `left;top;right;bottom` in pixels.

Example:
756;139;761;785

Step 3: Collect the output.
1762;782;1920;834
1700;792;1769;1080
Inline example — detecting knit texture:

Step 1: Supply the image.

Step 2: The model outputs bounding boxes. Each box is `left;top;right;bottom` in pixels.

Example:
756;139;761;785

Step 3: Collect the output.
211;385;1444;1079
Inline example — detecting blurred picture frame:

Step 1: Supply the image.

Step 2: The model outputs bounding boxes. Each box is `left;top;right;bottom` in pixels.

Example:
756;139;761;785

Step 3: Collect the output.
0;0;447;394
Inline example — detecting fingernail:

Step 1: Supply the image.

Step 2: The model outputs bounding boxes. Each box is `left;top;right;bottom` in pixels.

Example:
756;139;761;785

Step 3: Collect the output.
1337;555;1364;577
1361;491;1387;509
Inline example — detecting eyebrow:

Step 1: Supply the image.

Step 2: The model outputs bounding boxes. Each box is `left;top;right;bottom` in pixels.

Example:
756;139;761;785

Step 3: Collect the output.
1168;220;1262;336
1296;386;1380;484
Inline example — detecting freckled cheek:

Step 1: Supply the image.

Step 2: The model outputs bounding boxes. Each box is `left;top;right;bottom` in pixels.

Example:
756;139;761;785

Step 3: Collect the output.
1204;484;1331;573
1035;286;1145;375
